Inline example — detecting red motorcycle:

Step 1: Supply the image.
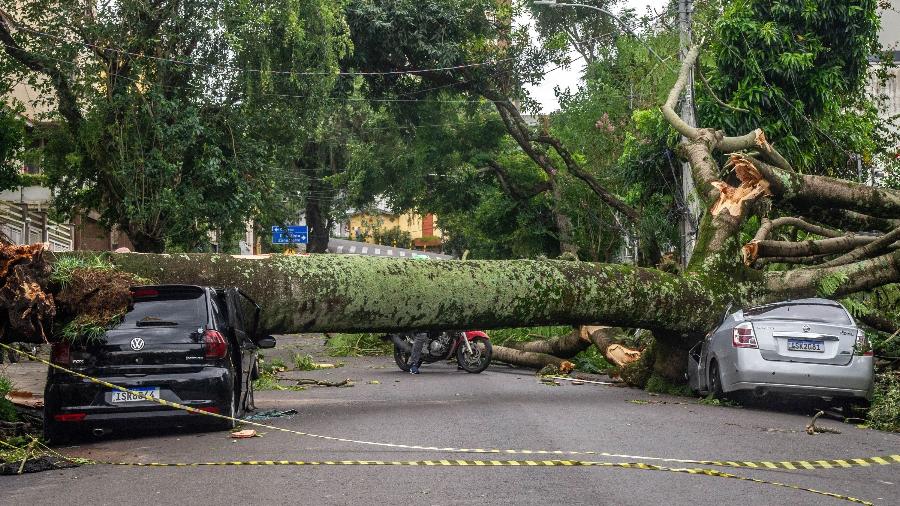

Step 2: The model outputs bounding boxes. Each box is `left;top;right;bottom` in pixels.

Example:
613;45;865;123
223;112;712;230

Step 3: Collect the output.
389;331;492;373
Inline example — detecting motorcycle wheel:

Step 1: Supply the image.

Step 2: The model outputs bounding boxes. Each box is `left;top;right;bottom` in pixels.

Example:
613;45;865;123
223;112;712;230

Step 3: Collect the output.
456;337;492;373
394;345;412;372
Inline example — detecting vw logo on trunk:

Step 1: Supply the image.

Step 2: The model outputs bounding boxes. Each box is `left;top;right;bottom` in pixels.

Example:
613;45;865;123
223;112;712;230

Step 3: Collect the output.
130;337;145;351
802;325;811;333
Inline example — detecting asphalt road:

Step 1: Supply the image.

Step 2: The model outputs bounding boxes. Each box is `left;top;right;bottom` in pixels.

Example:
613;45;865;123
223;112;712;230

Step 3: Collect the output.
4;335;900;505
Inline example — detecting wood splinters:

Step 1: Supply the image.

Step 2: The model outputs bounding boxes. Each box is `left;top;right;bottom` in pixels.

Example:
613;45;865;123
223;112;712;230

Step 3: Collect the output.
741;241;760;265
710;155;772;217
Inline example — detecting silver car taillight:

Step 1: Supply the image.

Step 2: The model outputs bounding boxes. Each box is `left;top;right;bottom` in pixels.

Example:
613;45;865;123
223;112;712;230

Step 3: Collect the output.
732;322;758;349
855;329;873;356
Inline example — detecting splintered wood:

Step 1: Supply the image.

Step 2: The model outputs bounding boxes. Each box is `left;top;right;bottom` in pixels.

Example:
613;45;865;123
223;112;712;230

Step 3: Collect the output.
710;155;772;217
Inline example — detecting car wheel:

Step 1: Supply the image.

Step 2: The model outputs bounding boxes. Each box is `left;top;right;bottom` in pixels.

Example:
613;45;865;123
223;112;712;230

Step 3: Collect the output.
211;388;237;431
840;398;869;420
42;406;71;445
709;360;724;399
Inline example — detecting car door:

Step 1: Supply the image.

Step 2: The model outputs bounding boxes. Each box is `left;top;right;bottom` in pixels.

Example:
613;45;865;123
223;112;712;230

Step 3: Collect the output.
225;288;255;411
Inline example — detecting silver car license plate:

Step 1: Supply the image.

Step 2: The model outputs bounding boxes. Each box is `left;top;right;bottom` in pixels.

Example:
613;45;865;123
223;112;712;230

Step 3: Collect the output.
110;387;160;403
787;339;824;352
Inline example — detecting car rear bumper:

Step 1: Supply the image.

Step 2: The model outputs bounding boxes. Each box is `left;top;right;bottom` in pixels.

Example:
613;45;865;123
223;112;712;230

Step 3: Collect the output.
45;366;232;428
723;350;874;399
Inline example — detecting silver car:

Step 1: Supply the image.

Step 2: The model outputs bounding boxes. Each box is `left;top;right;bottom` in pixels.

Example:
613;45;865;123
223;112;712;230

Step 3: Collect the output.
687;298;874;407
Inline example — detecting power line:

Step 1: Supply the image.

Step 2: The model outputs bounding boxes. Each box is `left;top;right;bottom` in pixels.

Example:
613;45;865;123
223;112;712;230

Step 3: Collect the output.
15;25;520;77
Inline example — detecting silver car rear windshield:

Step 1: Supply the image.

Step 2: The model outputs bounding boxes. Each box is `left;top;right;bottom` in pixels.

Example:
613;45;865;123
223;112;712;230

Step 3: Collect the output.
744;303;852;325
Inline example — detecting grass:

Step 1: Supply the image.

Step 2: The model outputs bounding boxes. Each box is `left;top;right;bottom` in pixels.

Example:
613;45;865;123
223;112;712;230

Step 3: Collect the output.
645;373;695;397
292;353;319;371
698;394;742;408
49;255;114;287
58;315;120;345
325;333;392;357
572;347;614;374
867;372;900;432
0;374;16;422
487;326;574;346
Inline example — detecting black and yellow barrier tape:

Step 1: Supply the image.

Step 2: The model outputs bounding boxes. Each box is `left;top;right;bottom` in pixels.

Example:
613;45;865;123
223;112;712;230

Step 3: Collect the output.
102;460;877;504
2;343;898;475
0;439;877;505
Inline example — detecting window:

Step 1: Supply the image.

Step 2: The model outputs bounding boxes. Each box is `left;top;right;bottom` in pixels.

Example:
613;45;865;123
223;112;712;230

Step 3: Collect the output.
117;287;208;328
744;303;851;325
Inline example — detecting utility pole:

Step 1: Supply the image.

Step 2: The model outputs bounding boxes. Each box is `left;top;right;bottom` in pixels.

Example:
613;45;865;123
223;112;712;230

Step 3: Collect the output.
678;0;700;267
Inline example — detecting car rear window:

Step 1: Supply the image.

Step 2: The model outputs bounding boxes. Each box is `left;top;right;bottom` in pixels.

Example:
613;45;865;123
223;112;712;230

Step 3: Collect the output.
115;287;208;328
744;303;851;325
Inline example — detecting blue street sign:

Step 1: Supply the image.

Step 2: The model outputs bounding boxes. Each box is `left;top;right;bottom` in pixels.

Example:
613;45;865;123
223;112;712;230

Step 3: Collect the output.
272;225;308;244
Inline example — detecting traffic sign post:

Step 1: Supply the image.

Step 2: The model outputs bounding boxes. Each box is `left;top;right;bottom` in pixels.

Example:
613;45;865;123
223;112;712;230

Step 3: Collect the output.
271;225;308;245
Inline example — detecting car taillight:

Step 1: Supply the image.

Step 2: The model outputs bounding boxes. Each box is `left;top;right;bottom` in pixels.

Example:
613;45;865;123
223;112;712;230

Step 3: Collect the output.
732;322;758;349
51;343;71;365
54;413;86;422
203;330;228;359
856;329;873;356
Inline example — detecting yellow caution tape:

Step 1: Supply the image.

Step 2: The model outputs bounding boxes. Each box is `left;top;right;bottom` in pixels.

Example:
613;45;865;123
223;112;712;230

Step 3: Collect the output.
0;438;875;505
2;343;898;474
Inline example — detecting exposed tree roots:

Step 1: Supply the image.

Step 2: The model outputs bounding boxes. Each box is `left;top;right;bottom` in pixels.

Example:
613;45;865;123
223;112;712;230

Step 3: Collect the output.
0;244;54;343
0;245;140;344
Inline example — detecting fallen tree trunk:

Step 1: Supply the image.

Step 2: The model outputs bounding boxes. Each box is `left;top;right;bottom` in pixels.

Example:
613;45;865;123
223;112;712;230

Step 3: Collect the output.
82;252;737;335
504;327;591;358
491;345;572;371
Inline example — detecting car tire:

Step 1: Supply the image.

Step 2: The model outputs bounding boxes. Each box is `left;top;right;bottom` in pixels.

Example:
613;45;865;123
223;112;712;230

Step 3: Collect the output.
708;360;725;399
211;388;237;431
42;407;71;445
840;398;869;419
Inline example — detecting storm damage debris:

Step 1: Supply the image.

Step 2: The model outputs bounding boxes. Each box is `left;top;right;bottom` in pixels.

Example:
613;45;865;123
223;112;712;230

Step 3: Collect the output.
0;244;54;342
0;244;141;344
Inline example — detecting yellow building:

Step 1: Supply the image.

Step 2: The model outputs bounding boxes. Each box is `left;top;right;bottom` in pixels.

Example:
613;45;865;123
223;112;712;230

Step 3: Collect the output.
348;210;443;251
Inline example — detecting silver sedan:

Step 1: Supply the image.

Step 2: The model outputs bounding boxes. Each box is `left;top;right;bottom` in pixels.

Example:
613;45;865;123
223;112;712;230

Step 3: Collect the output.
687;298;874;407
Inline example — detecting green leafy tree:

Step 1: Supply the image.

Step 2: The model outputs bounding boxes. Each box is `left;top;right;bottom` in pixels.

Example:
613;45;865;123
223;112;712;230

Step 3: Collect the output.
346;0;640;257
0;1;312;252
0;104;24;192
702;0;892;177
224;0;352;253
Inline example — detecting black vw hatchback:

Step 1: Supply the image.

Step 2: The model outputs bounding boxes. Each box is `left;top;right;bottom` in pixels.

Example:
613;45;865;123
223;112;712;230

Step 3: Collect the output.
43;285;274;442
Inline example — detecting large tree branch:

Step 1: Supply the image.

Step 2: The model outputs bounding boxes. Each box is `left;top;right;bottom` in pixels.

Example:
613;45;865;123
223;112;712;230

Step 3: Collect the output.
744;234;879;265
740;154;900;218
0;8;83;131
764;250;900;302
534;134;640;223
817;227;900;269
752;216;843;242
801;208;900;234
480;160;549;201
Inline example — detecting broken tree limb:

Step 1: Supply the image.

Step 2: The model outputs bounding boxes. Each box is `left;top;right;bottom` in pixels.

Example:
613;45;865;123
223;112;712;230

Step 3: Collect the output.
491;345;572;370
817;227;900;269
752;217;843;242
504;327;591;358
743;234;877;265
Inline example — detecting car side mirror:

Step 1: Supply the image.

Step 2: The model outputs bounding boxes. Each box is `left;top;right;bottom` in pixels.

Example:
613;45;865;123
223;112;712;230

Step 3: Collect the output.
257;336;276;349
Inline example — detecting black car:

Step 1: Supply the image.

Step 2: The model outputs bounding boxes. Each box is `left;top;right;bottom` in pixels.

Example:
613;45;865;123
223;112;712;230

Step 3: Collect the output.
43;285;274;442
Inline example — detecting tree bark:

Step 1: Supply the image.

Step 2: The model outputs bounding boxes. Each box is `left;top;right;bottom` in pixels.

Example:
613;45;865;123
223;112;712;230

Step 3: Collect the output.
505;328;591;358
78;252;738;335
492;345;571;370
